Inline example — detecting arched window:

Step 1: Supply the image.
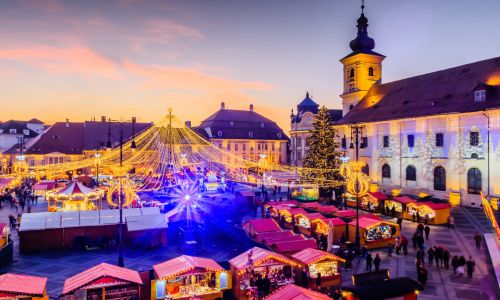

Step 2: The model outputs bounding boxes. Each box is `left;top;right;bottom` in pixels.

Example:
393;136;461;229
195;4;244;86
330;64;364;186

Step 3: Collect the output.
362;164;369;176
368;67;374;76
406;165;416;181
467;168;482;194
471;153;479;159
382;164;391;178
349;68;355;78
434;166;446;191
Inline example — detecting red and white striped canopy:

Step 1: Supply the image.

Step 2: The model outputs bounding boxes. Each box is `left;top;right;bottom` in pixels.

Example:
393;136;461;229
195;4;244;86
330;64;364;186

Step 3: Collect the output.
54;181;96;196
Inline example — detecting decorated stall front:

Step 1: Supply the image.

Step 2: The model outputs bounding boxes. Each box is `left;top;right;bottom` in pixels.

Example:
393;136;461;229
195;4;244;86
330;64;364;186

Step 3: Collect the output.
294;213;325;235
46;181;101;212
291;248;345;289
265;284;331;300
290;184;319;202
152;255;230;300
361;192;388;212
278;207;307;229
348;217;399;249
311;217;347;242
405;202;451;225
384;196;416;218
0;274;48;300
61;263;143;300
264;202;297;219
229;247;297;300
32;180;57;197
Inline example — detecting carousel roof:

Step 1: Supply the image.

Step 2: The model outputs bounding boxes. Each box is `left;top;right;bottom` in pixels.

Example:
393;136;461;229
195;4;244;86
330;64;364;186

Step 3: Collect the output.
53;181;97;196
245;219;281;234
153;255;224;279
368;192;389;200
392;196;416;205
265;284;331;300
62;263;142;295
229;247;295;270
291;248;345;265
0;274;47;296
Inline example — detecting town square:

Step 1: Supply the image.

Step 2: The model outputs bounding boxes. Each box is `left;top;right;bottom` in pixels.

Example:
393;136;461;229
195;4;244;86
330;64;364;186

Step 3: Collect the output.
0;1;499;299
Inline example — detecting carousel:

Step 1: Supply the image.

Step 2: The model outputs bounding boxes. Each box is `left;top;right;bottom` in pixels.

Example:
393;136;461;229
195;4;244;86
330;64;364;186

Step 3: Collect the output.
46;181;102;212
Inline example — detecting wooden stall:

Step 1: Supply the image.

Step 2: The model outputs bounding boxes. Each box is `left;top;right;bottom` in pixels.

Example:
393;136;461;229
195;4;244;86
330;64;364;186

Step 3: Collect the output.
0;274;48;300
61;263;143;300
405;202;451;225
277;207;307;229
312;217;347;243
334;209;357;221
243;219;281;238
315;205;339;217
384;196;416;218
270;238;318;256
361;192;388;212
265;284;331;300
229;247;298;300
152;255;230;300
348;217;400;249
294;213;325;235
292;248;345;289
264;202;297;219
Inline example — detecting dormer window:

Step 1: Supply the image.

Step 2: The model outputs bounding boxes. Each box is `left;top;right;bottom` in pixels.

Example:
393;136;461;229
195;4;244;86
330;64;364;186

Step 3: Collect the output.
217;130;223;137
474;90;486;102
9;129;16;134
277;133;282;138
248;132;253;138
229;121;234;127
260;123;265;128
368;67;374;77
23;129;29;135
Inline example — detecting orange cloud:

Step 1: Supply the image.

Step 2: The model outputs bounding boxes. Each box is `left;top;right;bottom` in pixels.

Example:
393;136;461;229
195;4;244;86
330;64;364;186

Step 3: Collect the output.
0;46;120;79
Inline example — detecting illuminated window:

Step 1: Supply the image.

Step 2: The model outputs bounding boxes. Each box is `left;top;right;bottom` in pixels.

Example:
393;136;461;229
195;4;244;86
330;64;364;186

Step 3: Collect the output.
467;168;482;194
235;144;238;151
382;164;391;178
229;121;234;127
470;131;479;146
242;144;246;151
436;133;444;147
277;133;282;138
248;132;253;138
260;123;265;128
474;90;486;102
362;137;368;148
434;166;446;191
406;165;416;181
368;67;374;77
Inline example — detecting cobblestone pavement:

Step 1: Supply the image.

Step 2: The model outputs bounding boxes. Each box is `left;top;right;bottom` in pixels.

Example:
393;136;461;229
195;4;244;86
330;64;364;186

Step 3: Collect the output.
341;206;500;300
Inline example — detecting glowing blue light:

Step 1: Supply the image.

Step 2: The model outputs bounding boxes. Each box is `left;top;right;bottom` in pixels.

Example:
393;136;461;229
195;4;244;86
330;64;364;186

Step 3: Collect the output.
184;194;191;200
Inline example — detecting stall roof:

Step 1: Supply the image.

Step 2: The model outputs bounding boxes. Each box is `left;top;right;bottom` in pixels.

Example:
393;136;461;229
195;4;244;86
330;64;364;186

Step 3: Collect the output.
265;284;331;300
154;255;224;279
255;230;294;242
33;181;56;191
0;274;47;296
342;277;423;300
264;235;306;245
45;212;61;229
296;213;325;220
368;192;389;201
79;210;100;227
334;210;357;218
61;211;80;228
392;196;416;205
126;214;168;231
412;201;451;210
99;209;120;224
281;208;307;215
292;248;345;264
349;217;393;229
360;213;382;221
229;247;296;270
316;205;339;214
313;217;346;226
245;219;281;234
140;206;161;215
299;202;320;209
272;239;318;253
62;263;142;295
18;213;47;231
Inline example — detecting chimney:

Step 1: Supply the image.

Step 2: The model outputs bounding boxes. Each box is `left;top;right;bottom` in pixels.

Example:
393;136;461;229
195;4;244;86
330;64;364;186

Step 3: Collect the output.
185;121;192;128
249;104;254;111
101;116;106;122
221;102;225;110
66;118;70;128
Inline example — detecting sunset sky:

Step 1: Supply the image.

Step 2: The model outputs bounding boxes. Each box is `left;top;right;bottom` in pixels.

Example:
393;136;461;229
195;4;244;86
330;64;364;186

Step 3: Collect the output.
1;0;499;131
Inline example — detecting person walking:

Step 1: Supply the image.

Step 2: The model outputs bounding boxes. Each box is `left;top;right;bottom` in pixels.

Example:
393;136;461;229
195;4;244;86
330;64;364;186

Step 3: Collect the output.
443;250;450;270
412;212;416;222
391;206;396;218
374;254;381;272
397;217;403;230
474;234;482;250
417;263;428;285
417;233;425;251
457;255;466;276
424;225;430;240
434;246;443;268
366;253;373;272
401;235;409;255
395;237;401;255
416;212;421;223
315;273;322;291
466;256;475;279
300;268;309;287
451;255;459;274
427;247;435;266
424;214;429;225
387;244;393;257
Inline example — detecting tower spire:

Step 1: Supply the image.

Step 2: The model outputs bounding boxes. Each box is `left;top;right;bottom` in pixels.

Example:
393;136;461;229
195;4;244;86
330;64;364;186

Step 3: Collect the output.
349;0;375;53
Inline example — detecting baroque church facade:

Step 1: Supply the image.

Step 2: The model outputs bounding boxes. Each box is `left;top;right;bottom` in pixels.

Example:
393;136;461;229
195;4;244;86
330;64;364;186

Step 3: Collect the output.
293;5;500;207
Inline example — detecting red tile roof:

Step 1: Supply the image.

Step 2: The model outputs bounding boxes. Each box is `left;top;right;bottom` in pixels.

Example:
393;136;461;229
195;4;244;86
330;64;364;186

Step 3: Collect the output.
153;255;224;279
0;274;47;296
265;284;331;300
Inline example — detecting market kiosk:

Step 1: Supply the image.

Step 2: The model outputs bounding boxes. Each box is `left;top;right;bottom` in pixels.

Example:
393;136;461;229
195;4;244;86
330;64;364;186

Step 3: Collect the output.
61;263;143;300
291;248;345;289
264;202;297;218
361;192;388;212
348;217;399;249
152;255;230;300
278;207;307;229
294;213;325;235
265;284;331;300
229;247;297;300
384;196;416;218
315;205;339;217
0;274;48;300
405;202;451;225
243;219;281;238
311;217;347;242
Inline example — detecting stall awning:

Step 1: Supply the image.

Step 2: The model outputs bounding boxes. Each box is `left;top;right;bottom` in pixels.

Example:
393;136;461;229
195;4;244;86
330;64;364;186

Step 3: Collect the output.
62;263;142;295
392;196;416;205
334;209;356;219
245;219;281;234
349;217;393;229
0;274;47;296
272;239;317;253
33;181;56;191
316;205;339;214
229;247;296;271
292;248;345;265
154;255;224;279
265;284;331;300
367;192;388;201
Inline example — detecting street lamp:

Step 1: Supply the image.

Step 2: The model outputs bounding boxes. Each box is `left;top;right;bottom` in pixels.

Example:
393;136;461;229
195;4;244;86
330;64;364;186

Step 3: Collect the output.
350;124;365;248
106;117;137;267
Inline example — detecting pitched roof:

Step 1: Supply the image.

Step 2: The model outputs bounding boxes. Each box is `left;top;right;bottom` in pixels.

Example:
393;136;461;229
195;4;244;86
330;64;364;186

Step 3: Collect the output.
392;196;416;205
367;192;389;200
265;284;331;300
409;201;451;210
272;239;318;253
229;247;296;270
291;248;345;265
336;57;500;125
62;263;142;295
153;255;224;279
0;274;47;296
83;120;152;150
0;120;39;137
28;118;44;124
244;218;281;234
24;122;85;155
196;108;288;140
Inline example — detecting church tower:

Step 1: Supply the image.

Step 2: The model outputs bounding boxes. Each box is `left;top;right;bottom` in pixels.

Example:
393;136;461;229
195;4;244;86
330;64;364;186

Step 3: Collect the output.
340;2;385;116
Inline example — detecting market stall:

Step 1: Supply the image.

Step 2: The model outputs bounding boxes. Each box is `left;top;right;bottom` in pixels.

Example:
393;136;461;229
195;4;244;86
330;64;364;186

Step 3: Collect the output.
405;202;451;225
32;180;57;197
311;217;347;242
229;247;297;300
294;213;325;235
152;255;230;300
46;181;102;212
290;184;318;202
384;196;416;218
341;277;423;300
243;219;281;238
334;209;357;221
348;217;399;249
270;238;318;256
0;273;48;300
278;207;307;229
291;248;345;289
264;202;297;219
315;205;339;217
61;263;143;300
265;284;331;300
361;192;388;212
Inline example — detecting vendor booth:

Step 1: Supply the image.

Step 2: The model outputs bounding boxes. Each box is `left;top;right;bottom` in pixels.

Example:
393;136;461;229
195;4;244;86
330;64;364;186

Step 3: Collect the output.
290;184;318;202
152;255;230;300
264;202;297;218
311;217;347;242
294;213;325;235
316;205;339;217
361;192;388;212
32;180;57;197
405;202;451;225
384;196;416;218
61;263;143;300
265;284;331;300
0;274;48;300
278;207;306;229
46;181;101;212
348;217;399;249
291;248;345;289
243;219;281;238
334;209;357;220
229;247;297;300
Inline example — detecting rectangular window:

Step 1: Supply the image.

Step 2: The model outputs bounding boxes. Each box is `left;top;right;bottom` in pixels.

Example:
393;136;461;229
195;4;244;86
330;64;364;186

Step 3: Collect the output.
9;129;16;134
407;134;415;148
341;137;347;149
436;133;444;147
474;90;486;102
272;143;275;151
362;137;368;148
23;129;30;135
383;136;389;148
242;144;246;151
470;131;479;146
235;144;238;151
264;144;268;150
258;144;261;150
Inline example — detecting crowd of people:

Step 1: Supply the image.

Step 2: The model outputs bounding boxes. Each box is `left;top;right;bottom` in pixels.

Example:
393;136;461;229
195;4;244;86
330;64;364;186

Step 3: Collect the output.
1;179;38;230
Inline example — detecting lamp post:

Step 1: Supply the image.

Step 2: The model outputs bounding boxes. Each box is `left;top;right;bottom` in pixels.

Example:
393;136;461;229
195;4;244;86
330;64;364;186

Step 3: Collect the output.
349;124;365;248
482;112;490;197
106;117;137;267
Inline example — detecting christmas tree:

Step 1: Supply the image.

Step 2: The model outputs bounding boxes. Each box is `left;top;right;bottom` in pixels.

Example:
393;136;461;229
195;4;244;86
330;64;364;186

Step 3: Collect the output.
303;106;343;197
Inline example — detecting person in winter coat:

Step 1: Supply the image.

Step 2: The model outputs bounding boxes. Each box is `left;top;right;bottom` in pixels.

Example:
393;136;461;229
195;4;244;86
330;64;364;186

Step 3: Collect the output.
427;247;435;266
424;225;431;240
451;255;459;274
417;263;428;285
443;250;450;270
401;235;409;255
474;234;483;249
366;253;373;272
374;254;381;272
466;256;476;278
457;255;466;276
